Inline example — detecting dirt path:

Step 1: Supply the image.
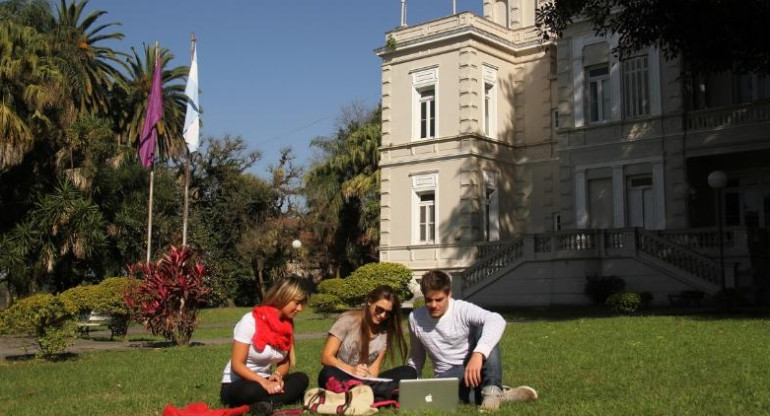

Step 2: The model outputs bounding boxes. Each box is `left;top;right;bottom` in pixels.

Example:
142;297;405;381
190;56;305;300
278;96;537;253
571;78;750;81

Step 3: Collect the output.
0;329;327;360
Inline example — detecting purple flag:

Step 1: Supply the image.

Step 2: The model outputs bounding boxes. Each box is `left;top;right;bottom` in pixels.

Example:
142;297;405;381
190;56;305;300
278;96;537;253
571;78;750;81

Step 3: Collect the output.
138;54;164;168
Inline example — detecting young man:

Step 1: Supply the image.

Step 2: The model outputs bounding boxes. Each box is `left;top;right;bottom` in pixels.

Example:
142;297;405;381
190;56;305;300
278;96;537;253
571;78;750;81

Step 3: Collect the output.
407;270;537;412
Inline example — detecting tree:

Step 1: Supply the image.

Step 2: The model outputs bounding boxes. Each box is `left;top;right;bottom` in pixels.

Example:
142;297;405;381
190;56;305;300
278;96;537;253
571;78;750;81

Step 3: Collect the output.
304;105;382;277
0;4;60;171
4;180;106;293
52;0;126;116
237;147;303;299
191;136;274;305
536;0;770;74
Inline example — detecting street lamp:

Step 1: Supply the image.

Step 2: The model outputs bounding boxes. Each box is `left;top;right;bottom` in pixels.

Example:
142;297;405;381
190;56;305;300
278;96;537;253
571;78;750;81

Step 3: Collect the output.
291;239;302;275
708;170;727;290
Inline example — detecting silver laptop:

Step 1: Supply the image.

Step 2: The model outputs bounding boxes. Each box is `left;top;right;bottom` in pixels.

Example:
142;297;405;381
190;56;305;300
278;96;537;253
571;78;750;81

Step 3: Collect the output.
399;378;459;412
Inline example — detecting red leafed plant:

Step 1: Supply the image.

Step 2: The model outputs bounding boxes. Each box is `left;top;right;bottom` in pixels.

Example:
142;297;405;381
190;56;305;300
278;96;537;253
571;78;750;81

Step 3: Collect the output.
124;246;210;346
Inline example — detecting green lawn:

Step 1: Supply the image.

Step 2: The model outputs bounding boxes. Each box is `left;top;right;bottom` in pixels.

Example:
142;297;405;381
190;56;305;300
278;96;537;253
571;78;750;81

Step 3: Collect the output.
1;313;768;416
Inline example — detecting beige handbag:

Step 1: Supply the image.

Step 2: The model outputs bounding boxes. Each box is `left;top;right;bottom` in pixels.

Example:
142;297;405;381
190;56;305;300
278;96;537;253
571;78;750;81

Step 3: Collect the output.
303;385;378;415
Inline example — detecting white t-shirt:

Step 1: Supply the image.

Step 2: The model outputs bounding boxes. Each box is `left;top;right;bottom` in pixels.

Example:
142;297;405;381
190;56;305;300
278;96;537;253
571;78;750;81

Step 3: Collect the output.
221;312;288;383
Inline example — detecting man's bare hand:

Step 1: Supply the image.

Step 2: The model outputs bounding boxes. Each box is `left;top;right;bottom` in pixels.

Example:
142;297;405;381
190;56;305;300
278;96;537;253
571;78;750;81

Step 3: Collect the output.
464;352;484;388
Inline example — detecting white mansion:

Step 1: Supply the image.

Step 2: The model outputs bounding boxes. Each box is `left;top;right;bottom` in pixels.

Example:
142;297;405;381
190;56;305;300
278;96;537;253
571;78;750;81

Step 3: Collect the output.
375;0;769;307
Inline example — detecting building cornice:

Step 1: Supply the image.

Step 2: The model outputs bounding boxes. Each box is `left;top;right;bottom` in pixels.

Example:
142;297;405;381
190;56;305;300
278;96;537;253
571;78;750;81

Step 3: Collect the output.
376;13;552;58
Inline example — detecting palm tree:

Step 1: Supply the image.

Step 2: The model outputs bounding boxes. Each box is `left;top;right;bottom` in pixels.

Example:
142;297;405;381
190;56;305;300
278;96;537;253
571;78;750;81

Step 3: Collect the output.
117;43;188;162
3;180;107;292
51;0;126;116
0;12;61;171
304;107;382;276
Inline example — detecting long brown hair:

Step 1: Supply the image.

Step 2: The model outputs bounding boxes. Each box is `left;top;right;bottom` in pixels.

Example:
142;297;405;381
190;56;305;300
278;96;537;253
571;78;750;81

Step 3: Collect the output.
358;285;408;365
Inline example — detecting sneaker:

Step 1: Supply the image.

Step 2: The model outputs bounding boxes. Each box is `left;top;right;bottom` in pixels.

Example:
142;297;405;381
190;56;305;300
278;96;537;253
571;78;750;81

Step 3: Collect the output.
480;386;503;412
502;385;538;402
249;401;273;416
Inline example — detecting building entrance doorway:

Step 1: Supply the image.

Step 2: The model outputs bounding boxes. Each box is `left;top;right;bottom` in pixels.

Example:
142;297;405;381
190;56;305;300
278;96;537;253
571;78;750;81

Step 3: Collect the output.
628;176;655;229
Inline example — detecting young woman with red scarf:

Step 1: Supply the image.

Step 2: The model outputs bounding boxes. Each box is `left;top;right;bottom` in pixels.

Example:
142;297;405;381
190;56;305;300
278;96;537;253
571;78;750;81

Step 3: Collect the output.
220;277;310;416
318;285;417;400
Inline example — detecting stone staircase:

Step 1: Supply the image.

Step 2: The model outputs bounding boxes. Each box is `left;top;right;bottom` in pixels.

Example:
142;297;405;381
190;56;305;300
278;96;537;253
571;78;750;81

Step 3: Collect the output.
460;228;732;300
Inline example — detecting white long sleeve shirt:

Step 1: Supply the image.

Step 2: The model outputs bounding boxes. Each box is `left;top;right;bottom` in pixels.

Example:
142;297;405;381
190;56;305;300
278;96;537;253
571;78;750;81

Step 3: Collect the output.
407;298;507;376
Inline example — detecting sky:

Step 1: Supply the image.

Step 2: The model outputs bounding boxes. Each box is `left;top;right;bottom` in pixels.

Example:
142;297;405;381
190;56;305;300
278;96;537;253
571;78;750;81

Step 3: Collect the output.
87;0;484;176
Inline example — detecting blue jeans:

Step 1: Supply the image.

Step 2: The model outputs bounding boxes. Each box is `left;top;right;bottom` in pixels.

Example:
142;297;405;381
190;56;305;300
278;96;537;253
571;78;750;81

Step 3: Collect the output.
435;326;502;404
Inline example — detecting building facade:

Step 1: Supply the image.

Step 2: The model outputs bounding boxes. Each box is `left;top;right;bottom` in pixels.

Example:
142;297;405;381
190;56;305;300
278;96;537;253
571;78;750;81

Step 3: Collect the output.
377;0;769;306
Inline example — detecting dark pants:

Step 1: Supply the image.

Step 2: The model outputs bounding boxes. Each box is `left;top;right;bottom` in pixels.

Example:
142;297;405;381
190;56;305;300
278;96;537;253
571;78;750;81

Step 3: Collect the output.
220;372;309;408
317;365;418;400
436;326;503;404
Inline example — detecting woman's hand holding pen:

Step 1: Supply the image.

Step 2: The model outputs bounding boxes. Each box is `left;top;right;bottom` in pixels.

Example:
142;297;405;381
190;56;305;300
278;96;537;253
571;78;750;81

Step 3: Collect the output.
354;363;370;377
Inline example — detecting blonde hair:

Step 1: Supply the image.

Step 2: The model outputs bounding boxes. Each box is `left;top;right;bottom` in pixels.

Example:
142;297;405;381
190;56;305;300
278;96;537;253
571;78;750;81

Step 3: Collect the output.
262;276;308;309
261;276;307;367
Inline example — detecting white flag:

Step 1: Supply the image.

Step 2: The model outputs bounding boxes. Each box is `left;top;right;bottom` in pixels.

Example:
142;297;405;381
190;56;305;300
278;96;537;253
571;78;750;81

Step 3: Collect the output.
183;41;200;153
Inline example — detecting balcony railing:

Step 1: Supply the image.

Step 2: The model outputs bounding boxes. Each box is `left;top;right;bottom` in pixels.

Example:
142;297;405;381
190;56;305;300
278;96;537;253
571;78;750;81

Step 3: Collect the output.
687;100;770;130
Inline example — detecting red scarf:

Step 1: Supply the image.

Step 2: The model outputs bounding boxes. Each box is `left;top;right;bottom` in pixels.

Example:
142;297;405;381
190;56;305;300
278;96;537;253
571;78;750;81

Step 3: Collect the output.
251;305;294;352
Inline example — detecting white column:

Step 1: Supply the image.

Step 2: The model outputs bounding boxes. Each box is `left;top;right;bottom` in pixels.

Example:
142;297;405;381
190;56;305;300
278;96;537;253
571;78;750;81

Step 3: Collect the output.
575;170;588;229
653;162;666;230
613;166;625;227
610;57;621;121
572;59;584;127
609;35;621;121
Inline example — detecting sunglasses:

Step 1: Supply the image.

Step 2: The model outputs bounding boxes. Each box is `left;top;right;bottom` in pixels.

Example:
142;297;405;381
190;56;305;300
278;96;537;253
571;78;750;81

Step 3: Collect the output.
373;305;393;317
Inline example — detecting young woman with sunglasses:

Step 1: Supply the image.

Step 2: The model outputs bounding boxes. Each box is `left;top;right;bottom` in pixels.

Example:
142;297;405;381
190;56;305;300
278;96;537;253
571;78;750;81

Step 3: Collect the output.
318;285;416;398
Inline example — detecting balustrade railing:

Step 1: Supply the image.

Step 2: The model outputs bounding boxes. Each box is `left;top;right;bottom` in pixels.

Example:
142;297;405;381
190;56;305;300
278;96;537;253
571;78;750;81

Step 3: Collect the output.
556;230;598;250
687;100;770;130
462;237;524;289
462;228;726;291
477;241;510;260
636;230;721;285
657;229;734;249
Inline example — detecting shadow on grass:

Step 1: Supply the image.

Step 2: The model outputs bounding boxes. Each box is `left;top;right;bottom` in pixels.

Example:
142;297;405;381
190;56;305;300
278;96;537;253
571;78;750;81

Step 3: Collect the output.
126;340;212;349
5;352;80;362
493;305;770;322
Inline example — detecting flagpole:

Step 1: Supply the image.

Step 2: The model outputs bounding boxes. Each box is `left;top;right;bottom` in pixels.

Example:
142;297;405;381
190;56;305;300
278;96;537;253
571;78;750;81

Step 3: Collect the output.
146;41;160;264
182;155;190;247
146;168;155;263
182;33;196;247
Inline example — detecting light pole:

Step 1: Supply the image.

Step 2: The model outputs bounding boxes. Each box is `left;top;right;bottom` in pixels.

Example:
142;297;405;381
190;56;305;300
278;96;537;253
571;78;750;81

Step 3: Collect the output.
291;239;302;275
708;170;727;290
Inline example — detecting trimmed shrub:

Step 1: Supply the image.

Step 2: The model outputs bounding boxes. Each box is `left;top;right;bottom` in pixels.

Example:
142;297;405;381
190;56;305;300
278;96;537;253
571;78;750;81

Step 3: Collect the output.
606;291;642;314
60;285;101;313
0;293;77;357
60;278;140;338
95;277;140;338
341;262;413;306
585;274;626;305
411;297;425;310
125;246;210;346
308;293;347;314
317;278;346;296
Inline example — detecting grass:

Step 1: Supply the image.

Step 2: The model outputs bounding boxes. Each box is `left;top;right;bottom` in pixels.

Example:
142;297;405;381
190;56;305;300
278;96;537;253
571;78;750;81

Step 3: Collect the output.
2;311;769;416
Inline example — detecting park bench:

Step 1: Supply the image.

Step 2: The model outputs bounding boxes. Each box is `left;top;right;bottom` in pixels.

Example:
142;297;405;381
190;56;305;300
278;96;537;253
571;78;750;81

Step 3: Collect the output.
668;290;705;307
76;311;111;337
